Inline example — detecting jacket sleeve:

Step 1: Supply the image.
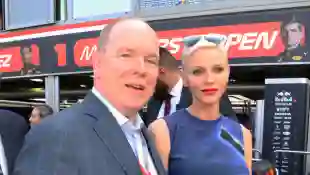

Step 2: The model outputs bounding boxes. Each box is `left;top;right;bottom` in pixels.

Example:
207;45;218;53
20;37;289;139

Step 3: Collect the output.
13;121;77;175
0;110;29;175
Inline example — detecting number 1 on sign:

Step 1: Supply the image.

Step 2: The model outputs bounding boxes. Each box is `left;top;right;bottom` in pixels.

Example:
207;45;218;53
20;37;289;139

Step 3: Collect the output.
54;44;67;66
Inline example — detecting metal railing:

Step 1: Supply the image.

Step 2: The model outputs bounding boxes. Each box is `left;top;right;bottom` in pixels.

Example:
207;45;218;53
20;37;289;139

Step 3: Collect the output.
274;149;310;155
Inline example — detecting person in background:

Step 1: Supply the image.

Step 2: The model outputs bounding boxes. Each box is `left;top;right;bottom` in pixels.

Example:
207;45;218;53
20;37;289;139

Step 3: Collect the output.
20;46;40;76
0;110;29;175
29;105;54;125
278;17;308;62
0;72;30;175
13;18;166;175
143;47;237;126
149;34;252;174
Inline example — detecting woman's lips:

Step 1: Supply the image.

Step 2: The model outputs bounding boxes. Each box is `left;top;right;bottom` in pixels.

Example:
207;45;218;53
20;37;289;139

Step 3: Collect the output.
201;88;218;95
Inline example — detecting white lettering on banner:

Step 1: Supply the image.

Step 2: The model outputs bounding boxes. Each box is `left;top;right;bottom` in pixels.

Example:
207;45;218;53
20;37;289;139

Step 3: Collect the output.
159;38;182;54
238;32;258;50
80;45;97;61
222;31;279;50
225;34;242;49
0;55;11;68
160;31;279;53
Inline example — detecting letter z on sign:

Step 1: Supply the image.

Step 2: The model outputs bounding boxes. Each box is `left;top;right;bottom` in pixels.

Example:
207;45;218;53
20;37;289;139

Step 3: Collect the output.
0;54;11;68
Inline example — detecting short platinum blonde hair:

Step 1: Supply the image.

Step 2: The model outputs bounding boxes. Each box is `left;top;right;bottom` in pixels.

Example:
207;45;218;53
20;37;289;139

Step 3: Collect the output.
181;41;228;66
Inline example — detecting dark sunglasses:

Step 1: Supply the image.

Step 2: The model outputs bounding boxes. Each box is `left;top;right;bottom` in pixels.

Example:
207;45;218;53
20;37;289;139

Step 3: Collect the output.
183;34;227;48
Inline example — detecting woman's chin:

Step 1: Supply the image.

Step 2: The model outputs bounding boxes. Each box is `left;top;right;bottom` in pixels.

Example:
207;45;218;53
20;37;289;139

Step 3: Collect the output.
200;96;220;105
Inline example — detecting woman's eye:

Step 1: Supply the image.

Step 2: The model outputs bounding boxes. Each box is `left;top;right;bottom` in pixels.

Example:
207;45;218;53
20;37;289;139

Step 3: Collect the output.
213;67;224;73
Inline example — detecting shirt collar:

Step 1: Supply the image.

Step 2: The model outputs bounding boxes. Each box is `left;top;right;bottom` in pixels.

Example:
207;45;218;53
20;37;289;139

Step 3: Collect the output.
92;87;144;129
170;78;183;97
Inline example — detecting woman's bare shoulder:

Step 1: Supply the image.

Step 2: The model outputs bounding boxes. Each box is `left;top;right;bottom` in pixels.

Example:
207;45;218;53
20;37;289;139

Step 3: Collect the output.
148;118;170;137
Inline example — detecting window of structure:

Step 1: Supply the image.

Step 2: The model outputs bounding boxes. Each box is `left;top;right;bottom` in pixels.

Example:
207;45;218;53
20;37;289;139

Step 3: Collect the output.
69;0;131;20
139;0;202;10
0;0;3;30
3;0;56;30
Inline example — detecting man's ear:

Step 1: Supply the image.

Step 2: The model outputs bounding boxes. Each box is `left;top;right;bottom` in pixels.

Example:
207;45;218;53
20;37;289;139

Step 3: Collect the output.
92;52;101;71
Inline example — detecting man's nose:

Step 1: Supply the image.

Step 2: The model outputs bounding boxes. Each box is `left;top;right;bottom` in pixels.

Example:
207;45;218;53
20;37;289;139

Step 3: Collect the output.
135;57;146;73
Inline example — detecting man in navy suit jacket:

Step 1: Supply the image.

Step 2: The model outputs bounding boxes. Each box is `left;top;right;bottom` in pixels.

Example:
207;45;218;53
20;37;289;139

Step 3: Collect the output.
0;110;29;175
14;18;166;175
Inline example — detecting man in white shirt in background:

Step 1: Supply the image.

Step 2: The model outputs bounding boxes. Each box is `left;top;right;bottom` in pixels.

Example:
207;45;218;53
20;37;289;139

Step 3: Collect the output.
143;47;237;126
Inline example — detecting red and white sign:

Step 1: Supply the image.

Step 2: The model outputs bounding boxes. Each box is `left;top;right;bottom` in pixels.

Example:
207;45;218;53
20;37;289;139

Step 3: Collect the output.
0;44;40;72
0;19;286;71
158;22;284;59
70;22;285;66
0;47;22;72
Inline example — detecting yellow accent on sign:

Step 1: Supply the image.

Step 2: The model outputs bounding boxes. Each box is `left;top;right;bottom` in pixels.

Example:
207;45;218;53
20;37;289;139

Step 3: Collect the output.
292;56;303;61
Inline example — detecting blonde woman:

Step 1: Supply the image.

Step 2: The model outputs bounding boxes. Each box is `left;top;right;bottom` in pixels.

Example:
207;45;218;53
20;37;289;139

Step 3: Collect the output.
149;34;252;175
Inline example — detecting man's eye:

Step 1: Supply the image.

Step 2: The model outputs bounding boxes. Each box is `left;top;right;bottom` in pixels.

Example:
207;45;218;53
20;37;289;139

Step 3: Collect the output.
120;53;131;58
192;69;203;75
146;57;159;65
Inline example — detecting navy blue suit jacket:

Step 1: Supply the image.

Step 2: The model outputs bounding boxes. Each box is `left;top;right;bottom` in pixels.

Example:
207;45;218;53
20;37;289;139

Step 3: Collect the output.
14;92;166;175
0;110;29;175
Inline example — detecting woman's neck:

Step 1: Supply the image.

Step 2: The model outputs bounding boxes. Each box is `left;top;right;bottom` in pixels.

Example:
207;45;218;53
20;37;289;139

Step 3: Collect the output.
188;99;220;121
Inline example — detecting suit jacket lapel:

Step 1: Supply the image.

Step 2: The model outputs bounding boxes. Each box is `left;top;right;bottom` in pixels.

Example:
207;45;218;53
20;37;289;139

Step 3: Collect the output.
177;87;192;110
145;98;162;126
82;92;141;175
141;126;166;175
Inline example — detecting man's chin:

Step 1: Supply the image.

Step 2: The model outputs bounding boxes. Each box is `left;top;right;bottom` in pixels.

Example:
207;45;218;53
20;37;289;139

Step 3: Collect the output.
125;101;147;113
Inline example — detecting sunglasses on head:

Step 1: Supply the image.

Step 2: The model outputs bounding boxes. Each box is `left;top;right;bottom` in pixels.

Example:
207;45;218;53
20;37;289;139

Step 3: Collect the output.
183;34;227;48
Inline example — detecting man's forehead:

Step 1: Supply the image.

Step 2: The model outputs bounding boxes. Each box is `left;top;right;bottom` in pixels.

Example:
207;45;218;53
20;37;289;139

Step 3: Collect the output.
110;20;157;39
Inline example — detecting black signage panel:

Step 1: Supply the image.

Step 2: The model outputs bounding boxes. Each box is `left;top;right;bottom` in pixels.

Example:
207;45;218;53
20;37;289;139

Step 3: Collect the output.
263;80;309;175
0;8;310;78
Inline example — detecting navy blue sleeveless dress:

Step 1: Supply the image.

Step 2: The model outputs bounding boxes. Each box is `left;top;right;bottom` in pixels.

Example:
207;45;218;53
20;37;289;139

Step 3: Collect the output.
163;109;249;175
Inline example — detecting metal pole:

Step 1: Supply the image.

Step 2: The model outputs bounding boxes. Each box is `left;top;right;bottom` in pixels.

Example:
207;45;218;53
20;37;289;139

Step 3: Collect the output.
254;100;264;159
44;76;60;112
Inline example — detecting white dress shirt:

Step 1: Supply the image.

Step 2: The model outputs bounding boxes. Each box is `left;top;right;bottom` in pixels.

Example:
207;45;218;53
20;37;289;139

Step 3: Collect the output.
0;135;8;175
157;78;183;119
92;88;158;175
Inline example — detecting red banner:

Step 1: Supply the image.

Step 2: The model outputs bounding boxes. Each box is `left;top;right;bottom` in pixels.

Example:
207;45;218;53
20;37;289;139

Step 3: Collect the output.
62;22;286;67
0;21;292;72
158;22;285;59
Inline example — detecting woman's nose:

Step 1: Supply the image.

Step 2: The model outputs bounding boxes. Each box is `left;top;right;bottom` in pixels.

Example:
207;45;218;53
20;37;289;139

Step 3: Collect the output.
204;72;215;84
